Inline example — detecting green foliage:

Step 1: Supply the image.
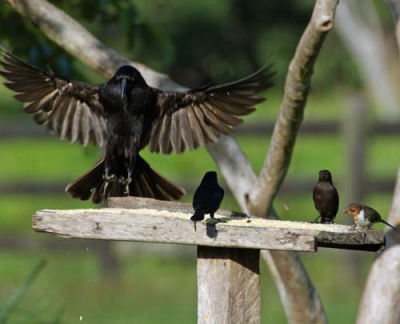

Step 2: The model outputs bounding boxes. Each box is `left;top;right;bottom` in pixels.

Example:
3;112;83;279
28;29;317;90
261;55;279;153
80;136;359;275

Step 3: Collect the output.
0;0;364;89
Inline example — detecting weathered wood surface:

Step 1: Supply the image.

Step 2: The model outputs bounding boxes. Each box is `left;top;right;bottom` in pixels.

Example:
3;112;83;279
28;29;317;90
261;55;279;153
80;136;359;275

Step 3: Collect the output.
197;247;260;324
32;197;384;252
32;208;316;252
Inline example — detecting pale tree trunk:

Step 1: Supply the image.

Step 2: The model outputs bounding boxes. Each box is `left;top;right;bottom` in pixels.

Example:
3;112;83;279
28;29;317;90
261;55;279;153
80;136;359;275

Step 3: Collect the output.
386;168;400;245
4;0;339;322
357;245;400;324
357;3;400;321
357;168;400;323
247;0;338;218
335;0;400;121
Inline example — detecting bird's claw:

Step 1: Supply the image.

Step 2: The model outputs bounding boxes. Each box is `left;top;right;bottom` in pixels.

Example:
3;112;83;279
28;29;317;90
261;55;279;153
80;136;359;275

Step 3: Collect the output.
103;174;117;182
118;176;132;195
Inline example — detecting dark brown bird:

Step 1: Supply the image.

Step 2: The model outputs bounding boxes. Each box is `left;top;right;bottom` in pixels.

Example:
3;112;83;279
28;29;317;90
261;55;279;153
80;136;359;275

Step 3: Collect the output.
343;204;398;231
191;171;224;222
0;49;273;203
312;169;339;223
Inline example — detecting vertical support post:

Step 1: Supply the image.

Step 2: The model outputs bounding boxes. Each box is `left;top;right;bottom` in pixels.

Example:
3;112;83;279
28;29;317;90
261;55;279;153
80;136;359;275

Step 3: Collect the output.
344;93;367;205
343;93;368;282
197;247;260;324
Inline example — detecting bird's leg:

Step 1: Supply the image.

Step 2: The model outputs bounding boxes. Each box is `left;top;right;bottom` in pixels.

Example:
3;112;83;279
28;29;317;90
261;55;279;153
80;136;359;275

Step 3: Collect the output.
312;215;321;223
118;176;131;196
121;146;137;196
125;167;132;195
103;168;117;195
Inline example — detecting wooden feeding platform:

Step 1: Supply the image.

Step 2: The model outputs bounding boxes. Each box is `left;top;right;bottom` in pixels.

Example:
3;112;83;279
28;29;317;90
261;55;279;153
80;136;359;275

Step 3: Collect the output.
32;197;384;323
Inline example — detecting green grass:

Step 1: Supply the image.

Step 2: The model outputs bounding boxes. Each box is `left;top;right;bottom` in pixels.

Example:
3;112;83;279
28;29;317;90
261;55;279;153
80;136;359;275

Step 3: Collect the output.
0;249;374;324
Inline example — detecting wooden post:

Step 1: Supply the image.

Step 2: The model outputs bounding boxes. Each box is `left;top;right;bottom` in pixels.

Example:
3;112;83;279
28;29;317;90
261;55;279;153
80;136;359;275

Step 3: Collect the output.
343;93;368;283
197;247;260;324
344;93;367;206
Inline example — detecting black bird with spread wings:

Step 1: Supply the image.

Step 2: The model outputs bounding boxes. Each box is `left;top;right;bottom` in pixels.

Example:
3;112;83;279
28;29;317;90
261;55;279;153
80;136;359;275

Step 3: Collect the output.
0;49;274;203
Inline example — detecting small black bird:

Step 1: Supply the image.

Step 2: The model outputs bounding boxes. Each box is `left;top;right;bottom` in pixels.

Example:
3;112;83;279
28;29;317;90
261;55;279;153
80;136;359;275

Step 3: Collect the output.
0;49;273;203
312;169;339;223
191;171;224;222
343;204;398;231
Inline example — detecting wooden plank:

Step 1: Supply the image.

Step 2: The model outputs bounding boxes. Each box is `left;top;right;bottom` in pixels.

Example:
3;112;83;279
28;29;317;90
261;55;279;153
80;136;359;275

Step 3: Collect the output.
32;208;316;252
197;247;260;324
32;197;384;252
109;197;384;251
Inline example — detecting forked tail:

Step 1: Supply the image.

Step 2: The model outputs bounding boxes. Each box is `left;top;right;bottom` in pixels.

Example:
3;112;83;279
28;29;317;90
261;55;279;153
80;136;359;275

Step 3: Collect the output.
65;156;185;203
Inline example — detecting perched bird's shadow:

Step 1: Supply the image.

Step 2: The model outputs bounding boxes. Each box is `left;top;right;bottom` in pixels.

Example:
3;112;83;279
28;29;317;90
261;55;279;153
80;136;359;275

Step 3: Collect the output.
204;211;248;238
205;218;227;238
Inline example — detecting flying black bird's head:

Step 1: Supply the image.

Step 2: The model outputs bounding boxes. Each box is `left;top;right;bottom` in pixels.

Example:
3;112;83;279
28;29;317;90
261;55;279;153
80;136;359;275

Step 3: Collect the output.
318;169;333;183
113;65;147;103
201;171;218;184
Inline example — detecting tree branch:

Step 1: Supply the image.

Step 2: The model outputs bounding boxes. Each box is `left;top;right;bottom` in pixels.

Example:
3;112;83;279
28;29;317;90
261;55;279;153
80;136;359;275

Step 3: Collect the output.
5;0;183;90
4;0;329;322
386;167;400;246
357;245;400;324
247;0;339;217
357;166;400;323
335;0;400;120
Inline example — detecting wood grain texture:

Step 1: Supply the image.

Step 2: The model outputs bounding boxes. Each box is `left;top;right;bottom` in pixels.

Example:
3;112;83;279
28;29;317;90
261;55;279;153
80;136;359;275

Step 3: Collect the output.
197;247;260;324
33;197;384;252
32;208;316;252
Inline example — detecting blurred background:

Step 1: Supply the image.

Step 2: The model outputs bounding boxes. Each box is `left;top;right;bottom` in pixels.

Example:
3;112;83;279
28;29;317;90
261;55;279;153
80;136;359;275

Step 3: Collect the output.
0;0;399;322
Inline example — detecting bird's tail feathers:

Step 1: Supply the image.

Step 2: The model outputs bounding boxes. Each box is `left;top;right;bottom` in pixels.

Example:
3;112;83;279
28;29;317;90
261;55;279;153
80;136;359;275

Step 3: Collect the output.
380;219;399;232
128;156;186;201
65;159;105;203
66;156;185;203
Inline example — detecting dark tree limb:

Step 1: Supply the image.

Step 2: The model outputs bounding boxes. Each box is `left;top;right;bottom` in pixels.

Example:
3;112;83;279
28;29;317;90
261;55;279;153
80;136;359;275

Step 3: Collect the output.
247;0;339;218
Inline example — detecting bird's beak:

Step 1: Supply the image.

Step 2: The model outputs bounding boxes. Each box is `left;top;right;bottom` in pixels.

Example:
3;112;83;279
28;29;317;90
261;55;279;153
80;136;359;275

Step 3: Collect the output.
342;209;348;214
120;78;127;102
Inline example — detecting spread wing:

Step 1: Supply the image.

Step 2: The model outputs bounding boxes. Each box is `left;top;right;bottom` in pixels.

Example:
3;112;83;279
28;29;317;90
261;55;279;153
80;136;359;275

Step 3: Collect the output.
0;49;107;147
149;66;274;154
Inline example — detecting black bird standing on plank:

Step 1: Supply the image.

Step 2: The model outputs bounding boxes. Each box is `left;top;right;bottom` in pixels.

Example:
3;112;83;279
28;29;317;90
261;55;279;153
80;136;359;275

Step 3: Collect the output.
343;204;398;231
0;49;274;203
312;169;339;223
191;171;224;223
